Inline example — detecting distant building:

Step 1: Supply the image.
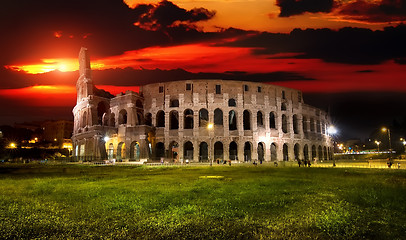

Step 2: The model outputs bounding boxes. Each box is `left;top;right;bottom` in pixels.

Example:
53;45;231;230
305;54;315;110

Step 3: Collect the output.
72;48;333;162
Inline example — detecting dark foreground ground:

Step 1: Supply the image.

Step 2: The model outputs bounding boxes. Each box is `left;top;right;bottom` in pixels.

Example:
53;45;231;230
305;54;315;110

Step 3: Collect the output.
0;164;405;239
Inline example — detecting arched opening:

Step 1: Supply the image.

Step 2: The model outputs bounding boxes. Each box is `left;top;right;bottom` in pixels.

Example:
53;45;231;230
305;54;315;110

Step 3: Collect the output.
271;143;277;161
303;144;309;161
228;98;236;107
214;141;224;161
302;116;307;132
282;114;288;133
199;109;208;127
323;146;328;160
109;113;115;127
156;110;165;127
229;141;238;160
318;146;323;161
243;110;251;130
229;110;237;130
317;120;321;133
145;113;152;126
257;111;264;127
184;109;194;129
97;101;108;125
293;115;299;134
117;142;126;160
170;99;179;107
184;141;193;161
169;141;179;162
283;144;289;161
244;142;252;162
281;102;287;111
169;111;179;129
258;142;265;162
136;112;143;125
294;143;300;160
108;143;114;159
136;99;143;108
312;145;317;160
214;108;223;126
118;109;128;125
102;113;109;126
199;142;208;162
82;111;87;128
270;112;276;129
156;142;165;159
130;141;140;161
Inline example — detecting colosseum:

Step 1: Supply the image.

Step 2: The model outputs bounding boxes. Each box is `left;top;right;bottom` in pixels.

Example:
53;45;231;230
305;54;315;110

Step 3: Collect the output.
72;47;334;163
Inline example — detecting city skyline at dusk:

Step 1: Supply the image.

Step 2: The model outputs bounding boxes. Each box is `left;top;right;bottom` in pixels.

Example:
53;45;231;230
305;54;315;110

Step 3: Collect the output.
1;0;406;140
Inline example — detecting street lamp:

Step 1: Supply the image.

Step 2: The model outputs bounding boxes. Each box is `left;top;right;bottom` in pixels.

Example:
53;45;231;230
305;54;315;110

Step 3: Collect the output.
382;127;392;159
375;140;381;152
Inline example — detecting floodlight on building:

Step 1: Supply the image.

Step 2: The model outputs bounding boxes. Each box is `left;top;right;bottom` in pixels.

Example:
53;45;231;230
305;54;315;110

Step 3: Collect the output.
207;123;214;129
9;143;16;149
104;136;110;142
327;125;337;135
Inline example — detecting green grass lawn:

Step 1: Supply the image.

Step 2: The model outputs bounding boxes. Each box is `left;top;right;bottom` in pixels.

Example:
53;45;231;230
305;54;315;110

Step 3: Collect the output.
1;164;405;239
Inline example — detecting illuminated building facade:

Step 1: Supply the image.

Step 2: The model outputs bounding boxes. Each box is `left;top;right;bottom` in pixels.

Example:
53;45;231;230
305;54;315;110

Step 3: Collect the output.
72;48;333;162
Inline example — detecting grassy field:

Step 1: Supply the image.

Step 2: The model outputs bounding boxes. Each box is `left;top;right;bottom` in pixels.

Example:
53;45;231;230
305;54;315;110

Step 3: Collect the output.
0;164;405;239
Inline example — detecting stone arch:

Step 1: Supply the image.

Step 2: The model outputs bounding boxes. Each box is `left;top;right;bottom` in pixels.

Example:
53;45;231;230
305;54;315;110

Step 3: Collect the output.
117;142;126;160
229;141;238;160
156;110;165;127
303;144;309;161
118;109;128;125
214;141;224;161
169;141;179;161
97;101;109;125
302;116;308;132
323;146;328;160
282;114;288;133
312;145;317;160
310;118;315;132
169;110;179;129
136;111;143;125
102;113;109;126
270;112;276;129
145;113;152;126
293;114;299;134
228;98;236;107
130;141;140;161
257;111;264;127
214;108;223;126
258;142;265;162
243;110;251;130
156;142;165;159
244;141;252;161
318;146;323;161
199;108;208;127
283;143;289;161
184;141;194;161
271;143;277;161
108;143;114;159
229;110;237;130
294;143;300;160
184;109;194;129
199;142;208;162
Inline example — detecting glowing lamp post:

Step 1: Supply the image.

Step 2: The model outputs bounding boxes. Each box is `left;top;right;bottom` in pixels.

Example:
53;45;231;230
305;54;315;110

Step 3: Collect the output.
374;140;381;152
382;127;392;159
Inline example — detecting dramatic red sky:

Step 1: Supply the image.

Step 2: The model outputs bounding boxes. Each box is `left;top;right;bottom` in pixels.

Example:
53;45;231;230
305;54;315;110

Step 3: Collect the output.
1;0;406;139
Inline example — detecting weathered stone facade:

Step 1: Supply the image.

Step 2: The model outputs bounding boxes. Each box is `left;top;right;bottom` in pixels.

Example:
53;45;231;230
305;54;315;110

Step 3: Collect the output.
72;48;333;162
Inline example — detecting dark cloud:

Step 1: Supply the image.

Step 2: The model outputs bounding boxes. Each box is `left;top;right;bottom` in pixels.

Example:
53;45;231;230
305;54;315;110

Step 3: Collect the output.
275;0;406;23
224;25;406;64
276;0;334;17
0;0;222;65
133;0;216;30
338;0;406;23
